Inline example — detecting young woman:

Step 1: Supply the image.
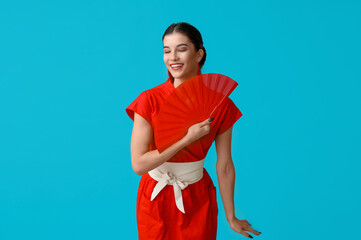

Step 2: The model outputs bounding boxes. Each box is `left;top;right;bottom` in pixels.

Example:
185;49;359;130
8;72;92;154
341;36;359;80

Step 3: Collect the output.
126;22;261;239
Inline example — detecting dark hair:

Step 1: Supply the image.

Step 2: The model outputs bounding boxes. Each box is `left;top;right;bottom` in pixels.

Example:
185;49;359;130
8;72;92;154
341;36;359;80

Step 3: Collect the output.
162;22;207;70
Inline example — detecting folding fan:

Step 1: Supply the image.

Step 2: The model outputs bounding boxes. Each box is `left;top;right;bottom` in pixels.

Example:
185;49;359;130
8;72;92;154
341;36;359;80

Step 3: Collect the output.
153;73;238;153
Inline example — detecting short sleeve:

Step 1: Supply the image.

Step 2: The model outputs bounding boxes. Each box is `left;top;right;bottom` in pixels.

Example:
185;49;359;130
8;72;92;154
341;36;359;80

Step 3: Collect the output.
217;98;243;135
125;91;153;124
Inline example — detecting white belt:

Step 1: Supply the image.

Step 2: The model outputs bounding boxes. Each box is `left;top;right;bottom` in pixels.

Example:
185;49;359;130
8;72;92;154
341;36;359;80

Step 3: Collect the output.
148;159;205;214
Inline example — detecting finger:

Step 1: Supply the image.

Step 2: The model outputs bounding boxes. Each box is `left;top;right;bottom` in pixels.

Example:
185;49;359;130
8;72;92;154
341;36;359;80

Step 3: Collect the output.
231;224;253;239
199;119;212;127
239;231;253;238
244;226;261;236
202;125;211;134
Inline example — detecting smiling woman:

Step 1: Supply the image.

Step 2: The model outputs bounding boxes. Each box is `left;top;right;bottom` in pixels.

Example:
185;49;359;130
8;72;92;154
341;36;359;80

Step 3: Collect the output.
163;25;206;88
125;22;261;240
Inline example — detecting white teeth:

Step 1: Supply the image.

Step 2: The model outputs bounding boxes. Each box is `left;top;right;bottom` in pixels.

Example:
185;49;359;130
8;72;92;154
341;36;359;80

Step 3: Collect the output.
171;64;183;68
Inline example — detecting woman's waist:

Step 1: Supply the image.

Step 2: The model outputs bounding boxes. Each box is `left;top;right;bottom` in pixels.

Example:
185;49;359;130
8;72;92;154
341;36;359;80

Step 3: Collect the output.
141;168;214;194
148;158;205;177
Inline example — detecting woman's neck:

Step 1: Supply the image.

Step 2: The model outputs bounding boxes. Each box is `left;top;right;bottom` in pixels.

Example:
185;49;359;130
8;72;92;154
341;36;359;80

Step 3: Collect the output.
173;77;187;88
173;73;196;88
171;66;201;88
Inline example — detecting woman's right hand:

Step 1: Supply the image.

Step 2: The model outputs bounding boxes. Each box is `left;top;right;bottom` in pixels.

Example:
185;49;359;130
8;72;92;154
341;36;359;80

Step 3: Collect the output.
185;118;214;144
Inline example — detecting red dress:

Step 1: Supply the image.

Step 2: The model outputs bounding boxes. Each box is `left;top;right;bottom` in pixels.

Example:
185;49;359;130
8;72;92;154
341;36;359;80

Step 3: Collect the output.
126;77;243;240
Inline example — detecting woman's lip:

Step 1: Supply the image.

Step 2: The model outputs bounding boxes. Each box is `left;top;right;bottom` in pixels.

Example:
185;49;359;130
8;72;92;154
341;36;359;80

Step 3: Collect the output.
170;64;183;70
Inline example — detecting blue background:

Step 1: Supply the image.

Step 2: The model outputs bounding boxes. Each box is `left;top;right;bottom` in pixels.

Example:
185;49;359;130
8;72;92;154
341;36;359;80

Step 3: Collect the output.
1;0;360;239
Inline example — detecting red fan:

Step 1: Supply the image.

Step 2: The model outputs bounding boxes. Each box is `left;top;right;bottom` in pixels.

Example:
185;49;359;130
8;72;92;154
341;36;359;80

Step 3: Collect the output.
153;73;238;153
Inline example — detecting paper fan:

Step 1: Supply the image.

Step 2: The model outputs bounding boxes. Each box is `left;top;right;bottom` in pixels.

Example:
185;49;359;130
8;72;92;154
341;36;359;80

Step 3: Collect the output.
154;73;238;153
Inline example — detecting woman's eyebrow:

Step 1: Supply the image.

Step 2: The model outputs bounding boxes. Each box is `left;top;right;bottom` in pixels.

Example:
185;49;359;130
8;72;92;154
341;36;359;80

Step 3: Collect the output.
163;43;189;49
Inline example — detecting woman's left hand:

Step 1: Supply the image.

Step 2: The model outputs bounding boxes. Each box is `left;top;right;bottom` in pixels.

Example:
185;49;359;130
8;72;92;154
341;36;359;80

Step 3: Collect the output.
229;217;262;238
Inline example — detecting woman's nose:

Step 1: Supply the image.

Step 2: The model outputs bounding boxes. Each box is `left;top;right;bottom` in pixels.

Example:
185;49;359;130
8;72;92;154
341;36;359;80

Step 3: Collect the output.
171;51;179;60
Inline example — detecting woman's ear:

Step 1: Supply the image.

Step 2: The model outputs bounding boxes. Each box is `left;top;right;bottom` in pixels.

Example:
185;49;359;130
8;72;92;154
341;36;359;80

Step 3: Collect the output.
197;48;204;63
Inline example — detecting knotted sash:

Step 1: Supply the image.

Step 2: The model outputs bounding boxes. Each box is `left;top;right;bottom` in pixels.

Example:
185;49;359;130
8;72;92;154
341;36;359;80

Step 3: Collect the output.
148;159;205;214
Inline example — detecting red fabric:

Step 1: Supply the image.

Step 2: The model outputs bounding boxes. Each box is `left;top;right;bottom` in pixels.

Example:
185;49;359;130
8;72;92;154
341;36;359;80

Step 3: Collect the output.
125;91;153;125
125;77;243;239
217;98;243;135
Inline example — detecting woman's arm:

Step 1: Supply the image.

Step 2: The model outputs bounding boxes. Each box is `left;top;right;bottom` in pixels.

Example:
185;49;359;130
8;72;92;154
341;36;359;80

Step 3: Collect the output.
215;126;236;220
215;127;261;239
130;112;211;175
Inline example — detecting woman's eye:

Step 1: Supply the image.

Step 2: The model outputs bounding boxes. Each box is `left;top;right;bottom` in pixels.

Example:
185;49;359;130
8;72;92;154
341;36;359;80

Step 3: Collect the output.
164;49;186;54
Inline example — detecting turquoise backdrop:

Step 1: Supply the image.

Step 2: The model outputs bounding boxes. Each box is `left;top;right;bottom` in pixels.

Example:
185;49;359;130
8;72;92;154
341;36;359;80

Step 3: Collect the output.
1;0;360;239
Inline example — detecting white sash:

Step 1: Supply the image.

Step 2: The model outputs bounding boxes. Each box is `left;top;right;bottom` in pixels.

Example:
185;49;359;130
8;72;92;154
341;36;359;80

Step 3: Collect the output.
147;158;205;214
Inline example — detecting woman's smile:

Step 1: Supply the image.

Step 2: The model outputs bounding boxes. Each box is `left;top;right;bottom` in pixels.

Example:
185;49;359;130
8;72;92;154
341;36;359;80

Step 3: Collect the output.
170;63;184;70
163;32;203;84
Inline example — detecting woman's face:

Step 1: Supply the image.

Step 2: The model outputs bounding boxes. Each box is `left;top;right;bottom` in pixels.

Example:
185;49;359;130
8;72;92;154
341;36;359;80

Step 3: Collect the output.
163;32;203;82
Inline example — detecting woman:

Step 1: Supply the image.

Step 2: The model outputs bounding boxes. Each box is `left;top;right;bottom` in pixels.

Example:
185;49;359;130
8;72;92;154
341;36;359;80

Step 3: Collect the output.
126;22;261;239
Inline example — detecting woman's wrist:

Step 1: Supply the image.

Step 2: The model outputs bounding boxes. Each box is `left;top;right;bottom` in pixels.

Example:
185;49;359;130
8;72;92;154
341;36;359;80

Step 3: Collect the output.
181;134;192;147
226;213;236;222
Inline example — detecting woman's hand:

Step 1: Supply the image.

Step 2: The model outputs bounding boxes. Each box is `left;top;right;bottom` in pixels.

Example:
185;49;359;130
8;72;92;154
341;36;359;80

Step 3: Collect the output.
184;118;213;144
229;217;262;238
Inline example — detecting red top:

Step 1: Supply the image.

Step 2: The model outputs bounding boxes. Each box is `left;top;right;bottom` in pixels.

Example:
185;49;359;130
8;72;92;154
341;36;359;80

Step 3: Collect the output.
126;77;243;162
